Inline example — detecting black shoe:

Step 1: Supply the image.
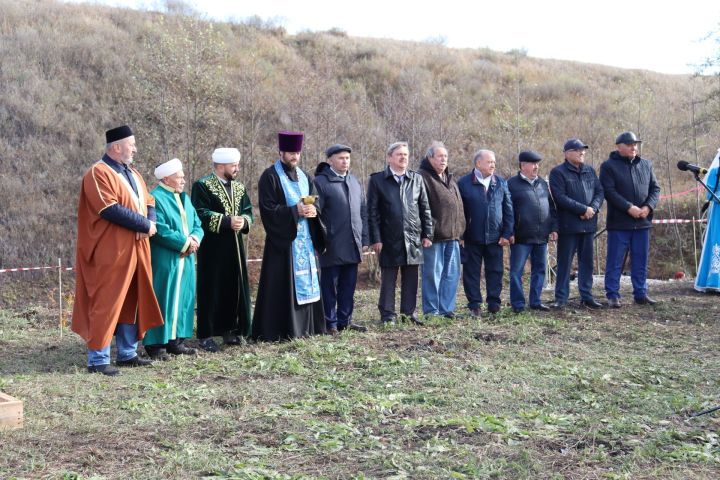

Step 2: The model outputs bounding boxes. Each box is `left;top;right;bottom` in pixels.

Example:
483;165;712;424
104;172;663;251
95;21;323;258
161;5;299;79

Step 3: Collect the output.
550;302;566;310
380;317;396;326
530;304;551;312
167;342;197;355
222;334;243;346
634;296;657;305
116;355;153;367
469;308;482;318
512;307;524;314
347;323;368;332
198;338;220;353
87;364;120;376
488;305;501;314
580;299;603;309
327;327;339;336
607;297;621;308
145;345;170;361
442;312;456;319
407;315;424;326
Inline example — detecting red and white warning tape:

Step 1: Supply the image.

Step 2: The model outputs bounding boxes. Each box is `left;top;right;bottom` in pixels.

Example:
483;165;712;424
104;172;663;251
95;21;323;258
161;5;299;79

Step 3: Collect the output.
0;266;74;273
658;186;701;200
652;218;707;224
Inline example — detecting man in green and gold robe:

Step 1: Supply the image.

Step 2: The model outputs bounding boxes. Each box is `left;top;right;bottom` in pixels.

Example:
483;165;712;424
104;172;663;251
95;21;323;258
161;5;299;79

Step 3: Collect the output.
143;158;204;359
191;148;254;352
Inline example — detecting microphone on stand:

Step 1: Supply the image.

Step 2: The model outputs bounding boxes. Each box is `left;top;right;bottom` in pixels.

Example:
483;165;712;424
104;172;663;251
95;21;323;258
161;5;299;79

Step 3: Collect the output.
677;160;708;175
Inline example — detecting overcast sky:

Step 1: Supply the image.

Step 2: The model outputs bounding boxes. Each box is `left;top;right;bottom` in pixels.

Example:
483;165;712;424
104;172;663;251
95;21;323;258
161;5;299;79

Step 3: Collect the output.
70;0;720;74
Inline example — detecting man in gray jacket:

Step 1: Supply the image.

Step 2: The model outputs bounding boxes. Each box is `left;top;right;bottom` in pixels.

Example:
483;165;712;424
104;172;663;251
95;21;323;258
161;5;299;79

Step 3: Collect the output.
314;144;369;334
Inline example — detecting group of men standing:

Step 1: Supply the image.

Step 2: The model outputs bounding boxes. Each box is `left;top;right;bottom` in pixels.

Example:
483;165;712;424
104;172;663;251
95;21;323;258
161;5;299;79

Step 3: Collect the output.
71;124;661;376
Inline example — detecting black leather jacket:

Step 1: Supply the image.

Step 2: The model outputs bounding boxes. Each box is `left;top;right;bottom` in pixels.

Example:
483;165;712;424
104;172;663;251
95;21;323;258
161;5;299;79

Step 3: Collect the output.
367;167;433;267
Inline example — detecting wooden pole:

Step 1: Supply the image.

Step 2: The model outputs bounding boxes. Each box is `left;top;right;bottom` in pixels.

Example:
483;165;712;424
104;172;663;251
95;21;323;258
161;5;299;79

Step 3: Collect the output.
692;217;698;276
58;257;63;339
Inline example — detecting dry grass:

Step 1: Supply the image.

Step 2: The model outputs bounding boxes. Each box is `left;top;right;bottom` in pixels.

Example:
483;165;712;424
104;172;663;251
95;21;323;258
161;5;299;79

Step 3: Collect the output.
1;279;720;478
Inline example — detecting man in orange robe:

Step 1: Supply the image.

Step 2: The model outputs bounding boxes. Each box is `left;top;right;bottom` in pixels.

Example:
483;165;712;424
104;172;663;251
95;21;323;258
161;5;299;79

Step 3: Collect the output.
71;125;164;376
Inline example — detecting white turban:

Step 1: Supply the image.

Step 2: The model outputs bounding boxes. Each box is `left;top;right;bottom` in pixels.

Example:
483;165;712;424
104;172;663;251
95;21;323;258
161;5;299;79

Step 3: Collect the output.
154;158;183;180
212;148;241;164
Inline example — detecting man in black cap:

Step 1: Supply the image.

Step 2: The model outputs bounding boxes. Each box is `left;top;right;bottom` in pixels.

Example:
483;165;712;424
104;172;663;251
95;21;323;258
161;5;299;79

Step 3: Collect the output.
314;144;369;334
71;125;163;376
599;132;661;308
548;139;604;310
507;151;557;313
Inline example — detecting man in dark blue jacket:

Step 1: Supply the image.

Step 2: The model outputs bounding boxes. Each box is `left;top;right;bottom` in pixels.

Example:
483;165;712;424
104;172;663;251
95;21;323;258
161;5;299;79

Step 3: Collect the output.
548;139;604;309
457;149;513;316
314;144;369;334
507;151;557;313
599;132;661;308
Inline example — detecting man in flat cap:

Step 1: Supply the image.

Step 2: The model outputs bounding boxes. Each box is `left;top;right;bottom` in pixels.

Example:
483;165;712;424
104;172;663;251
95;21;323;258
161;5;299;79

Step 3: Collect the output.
143;158;204;360
548;139;604;310
457;149;513;317
314;144;369;335
252;131;326;341
71;125;163;376
418;141;465;319
599;132;660;308
367;141;433;325
192;148;254;352
507;151;557;313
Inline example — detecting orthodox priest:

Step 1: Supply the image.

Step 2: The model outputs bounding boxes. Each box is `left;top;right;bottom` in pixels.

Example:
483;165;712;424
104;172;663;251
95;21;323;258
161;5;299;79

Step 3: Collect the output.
72;125;164;376
143;158;204;360
192;148;254;352
252;131;326;341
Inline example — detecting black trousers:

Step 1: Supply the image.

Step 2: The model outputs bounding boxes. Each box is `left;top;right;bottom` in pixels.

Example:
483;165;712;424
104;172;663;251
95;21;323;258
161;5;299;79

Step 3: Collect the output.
378;265;419;320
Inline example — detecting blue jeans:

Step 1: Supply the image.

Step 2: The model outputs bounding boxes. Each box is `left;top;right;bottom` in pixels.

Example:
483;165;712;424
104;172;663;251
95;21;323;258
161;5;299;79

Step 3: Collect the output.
462;242;504;310
87;323;139;367
555;232;595;303
321;264;359;329
509;243;547;309
605;229;650;300
421;240;461;315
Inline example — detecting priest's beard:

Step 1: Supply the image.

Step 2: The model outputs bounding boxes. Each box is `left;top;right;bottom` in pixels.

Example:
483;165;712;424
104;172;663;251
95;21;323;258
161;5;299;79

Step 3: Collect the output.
224;172;236;182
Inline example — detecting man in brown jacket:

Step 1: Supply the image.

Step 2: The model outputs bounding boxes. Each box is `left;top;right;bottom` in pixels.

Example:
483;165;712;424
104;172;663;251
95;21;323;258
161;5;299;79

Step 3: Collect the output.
418;141;466;318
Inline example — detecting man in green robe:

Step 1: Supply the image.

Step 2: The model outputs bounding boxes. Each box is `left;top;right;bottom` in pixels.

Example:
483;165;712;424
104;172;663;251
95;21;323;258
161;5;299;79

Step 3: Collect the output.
192;148;254;352
143;158;204;359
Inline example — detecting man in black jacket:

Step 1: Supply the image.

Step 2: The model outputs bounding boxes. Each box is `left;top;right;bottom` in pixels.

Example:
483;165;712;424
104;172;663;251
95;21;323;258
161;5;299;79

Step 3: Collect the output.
368;141;433;325
548;139;604;309
599;132;661;308
314;144;369;334
507;151;557;313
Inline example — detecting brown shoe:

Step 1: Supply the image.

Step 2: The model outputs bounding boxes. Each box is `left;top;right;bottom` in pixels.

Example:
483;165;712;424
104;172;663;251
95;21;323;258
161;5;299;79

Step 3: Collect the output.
327;327;339;336
607;297;621;308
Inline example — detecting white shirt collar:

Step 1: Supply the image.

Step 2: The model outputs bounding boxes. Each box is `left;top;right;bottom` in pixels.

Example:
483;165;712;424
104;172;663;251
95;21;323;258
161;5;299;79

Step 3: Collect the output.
330;167;346;178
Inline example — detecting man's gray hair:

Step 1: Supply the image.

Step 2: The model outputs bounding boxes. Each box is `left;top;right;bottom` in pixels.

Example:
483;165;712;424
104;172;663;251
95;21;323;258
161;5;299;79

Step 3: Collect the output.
425;141;447;159
105;139;124;151
386;141;409;157
472;149;494;165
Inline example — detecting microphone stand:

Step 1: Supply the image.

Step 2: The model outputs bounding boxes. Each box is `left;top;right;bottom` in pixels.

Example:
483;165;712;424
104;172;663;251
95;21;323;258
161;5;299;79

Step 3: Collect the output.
689;169;720;418
693;171;720;205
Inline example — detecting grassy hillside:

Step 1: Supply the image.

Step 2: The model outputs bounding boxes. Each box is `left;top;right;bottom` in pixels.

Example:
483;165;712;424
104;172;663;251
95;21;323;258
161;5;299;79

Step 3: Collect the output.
0;0;718;274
